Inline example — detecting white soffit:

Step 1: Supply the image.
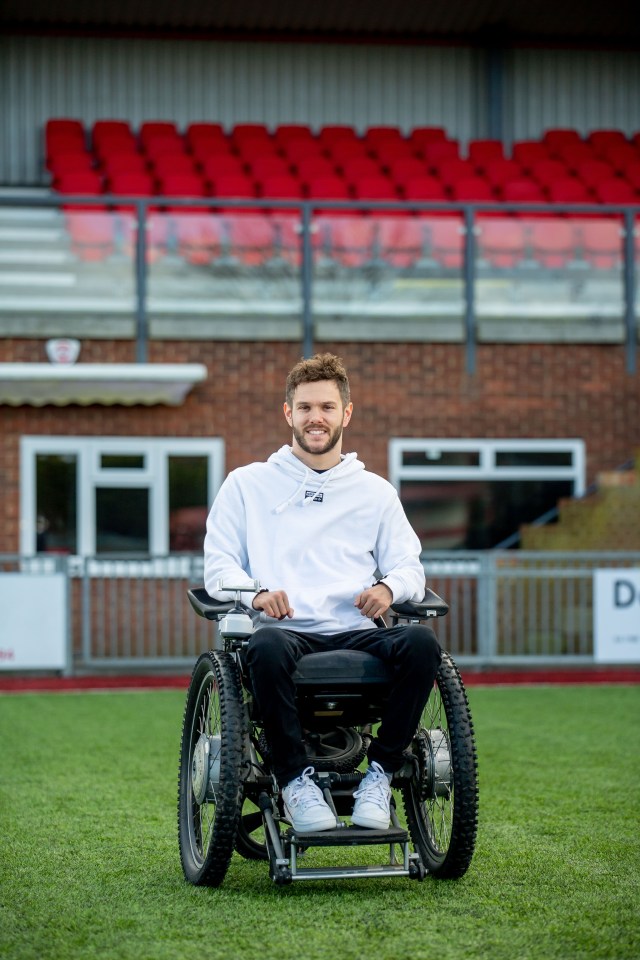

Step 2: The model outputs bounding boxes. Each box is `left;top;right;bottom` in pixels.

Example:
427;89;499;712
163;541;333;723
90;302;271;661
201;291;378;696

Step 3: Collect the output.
0;363;208;406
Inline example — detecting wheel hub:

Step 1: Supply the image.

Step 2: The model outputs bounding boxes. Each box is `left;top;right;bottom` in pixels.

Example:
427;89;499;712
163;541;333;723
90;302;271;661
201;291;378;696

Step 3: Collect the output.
416;728;452;800
191;734;222;804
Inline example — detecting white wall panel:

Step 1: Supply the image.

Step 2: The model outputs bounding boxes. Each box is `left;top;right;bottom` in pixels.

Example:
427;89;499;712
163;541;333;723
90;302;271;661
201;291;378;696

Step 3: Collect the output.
0;35;482;184
508;48;640;144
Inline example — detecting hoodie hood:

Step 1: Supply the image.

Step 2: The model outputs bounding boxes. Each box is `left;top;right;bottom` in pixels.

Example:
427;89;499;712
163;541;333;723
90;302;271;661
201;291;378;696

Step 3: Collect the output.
268;445;364;513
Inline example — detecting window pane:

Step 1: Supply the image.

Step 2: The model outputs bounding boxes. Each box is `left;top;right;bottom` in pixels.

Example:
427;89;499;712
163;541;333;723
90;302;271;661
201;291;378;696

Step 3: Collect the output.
402;450;480;467
95;488;149;553
36;454;77;553
168;456;208;552
100;454;145;469
495;450;573;468
401;479;574;550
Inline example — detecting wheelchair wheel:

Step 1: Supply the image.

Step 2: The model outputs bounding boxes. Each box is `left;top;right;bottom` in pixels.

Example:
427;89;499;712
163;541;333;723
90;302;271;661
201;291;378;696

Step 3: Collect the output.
235;797;270;861
177;651;245;886
402;651;478;879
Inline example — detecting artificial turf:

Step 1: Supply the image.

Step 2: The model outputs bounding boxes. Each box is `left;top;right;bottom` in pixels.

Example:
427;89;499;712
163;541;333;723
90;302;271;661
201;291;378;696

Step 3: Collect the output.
0;684;638;960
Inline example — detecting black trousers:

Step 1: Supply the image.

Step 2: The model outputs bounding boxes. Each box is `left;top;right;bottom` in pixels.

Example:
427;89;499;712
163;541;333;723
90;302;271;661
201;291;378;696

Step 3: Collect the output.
245;623;442;788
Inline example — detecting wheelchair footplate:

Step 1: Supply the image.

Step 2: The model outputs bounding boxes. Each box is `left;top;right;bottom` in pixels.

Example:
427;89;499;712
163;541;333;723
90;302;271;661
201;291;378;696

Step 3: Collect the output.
259;777;426;885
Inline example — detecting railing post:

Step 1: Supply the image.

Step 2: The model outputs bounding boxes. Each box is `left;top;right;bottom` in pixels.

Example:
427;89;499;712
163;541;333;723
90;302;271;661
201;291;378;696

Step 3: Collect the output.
478;552;498;664
135;200;148;363
463;206;477;375
300;203;314;358
623;208;637;376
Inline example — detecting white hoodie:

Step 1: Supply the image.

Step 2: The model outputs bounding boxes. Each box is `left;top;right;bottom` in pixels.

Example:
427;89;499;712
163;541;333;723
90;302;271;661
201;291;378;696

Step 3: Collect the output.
204;445;425;634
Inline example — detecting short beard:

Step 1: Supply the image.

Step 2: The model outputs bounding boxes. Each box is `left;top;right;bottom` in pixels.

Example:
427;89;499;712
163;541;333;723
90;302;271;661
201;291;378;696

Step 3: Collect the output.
293;424;343;457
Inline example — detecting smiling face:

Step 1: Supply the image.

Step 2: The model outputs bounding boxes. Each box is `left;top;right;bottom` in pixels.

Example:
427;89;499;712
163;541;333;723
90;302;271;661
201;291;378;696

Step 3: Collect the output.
284;379;353;469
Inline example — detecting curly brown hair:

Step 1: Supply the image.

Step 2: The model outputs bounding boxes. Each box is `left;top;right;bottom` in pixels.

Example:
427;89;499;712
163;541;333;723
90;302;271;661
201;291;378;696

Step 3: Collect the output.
285;353;351;408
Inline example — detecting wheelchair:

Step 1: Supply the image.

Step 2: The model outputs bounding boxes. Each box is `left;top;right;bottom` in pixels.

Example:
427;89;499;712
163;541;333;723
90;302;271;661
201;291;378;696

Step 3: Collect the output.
178;582;478;887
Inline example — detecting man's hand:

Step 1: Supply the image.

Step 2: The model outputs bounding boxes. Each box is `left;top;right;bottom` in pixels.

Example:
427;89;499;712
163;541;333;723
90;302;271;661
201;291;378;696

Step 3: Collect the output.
252;590;294;620
354;582;393;620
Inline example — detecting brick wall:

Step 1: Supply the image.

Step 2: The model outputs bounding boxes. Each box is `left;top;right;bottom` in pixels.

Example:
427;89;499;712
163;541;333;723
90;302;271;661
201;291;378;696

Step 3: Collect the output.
1;337;639;553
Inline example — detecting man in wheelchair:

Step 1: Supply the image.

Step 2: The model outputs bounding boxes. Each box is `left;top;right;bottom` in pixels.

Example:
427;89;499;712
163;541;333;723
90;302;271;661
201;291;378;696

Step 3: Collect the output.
203;353;442;835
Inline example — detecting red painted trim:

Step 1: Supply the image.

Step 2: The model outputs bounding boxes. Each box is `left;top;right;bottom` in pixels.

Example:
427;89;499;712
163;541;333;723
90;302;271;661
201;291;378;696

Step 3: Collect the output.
0;669;638;693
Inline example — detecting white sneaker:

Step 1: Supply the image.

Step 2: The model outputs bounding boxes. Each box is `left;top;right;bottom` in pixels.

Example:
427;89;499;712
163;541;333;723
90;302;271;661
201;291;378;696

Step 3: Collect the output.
351;761;392;829
282;767;337;833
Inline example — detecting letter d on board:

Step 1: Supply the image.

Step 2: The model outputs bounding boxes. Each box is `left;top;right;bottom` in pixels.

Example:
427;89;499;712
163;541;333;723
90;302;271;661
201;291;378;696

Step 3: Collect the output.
614;580;635;607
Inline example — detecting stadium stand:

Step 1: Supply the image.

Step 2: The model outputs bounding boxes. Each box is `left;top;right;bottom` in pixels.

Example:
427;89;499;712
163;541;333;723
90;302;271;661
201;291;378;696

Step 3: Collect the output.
44;118;640;275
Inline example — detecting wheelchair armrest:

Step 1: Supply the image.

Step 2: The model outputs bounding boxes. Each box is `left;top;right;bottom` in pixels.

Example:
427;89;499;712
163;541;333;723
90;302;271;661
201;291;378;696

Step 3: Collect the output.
187;587;236;621
390;587;449;619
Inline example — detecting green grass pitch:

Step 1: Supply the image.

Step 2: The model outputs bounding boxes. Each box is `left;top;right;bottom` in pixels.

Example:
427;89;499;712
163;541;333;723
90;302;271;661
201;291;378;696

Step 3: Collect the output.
1;683;638;960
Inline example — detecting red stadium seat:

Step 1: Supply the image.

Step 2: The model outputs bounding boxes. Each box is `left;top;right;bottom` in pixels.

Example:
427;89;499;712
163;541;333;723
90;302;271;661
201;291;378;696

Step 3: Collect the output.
92;120;134;147
45;119;86;154
402;176;448;206
342;157;383;183
425;216;465;269
598;143;639;172
576;160;616;189
528;220;577;267
327;218;376;267
325;139;370;164
305;176;351;217
587;130;630;156
120;213;169;264
48;152;95;178
153;154;197;179
408;127;448;150
225;215;275;265
387;157;428;185
450;177;495;203
547;178;593;204
484;158;524;188
477;219;527;268
422;140;460;168
230;125;272;153
317;125;359;148
200;154;247;182
377;217;425;268
209;174;258;215
530;159;570;189
622;162;640;191
274;125;314;148
372;140;416;165
249;155;291;180
108;171;157;213
351;176;401;212
66;212;115;262
501;179;547;205
139;122;180;148
174;214;223;265
258;176;303;214
594;179;637;205
435;159;477;188
101;152;148;177
54;171;105;210
283;138;326;164
542;128;583;153
365;126;404;146
159;173;208;214
143;135;187;160
554;143;597;170
578;219;623;269
467;139;505;169
295;155;336;180
511;141;550;171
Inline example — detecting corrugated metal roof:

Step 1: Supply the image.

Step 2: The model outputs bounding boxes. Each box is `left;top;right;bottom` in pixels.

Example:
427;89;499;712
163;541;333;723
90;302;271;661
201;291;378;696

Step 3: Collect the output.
1;0;638;46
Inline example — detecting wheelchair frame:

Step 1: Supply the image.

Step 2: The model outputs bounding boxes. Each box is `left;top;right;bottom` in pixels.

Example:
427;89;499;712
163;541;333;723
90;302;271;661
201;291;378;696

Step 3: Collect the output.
178;585;478;887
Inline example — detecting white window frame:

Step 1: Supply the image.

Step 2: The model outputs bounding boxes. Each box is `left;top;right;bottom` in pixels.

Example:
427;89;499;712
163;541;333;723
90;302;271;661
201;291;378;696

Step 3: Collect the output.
20;436;224;557
389;437;586;494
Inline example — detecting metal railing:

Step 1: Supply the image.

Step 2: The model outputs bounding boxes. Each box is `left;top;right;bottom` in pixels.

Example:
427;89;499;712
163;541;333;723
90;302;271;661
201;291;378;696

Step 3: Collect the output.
0;194;638;375
1;551;639;673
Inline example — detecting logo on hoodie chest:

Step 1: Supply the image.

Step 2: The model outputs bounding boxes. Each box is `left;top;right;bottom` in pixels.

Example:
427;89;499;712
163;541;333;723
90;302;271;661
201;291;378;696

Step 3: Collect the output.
305;490;324;503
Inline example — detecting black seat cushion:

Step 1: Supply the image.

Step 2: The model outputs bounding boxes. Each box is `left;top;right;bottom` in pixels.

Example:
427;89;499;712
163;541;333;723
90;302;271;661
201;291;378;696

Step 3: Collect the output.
293;650;391;685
